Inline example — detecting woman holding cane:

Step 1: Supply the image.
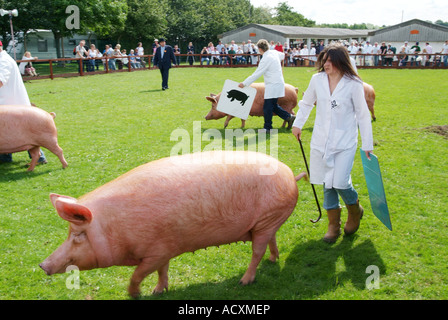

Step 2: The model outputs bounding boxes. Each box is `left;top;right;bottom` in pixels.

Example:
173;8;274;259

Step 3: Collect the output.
291;43;373;243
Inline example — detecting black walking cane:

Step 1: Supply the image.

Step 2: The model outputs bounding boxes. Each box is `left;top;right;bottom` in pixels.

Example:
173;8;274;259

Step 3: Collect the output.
298;138;322;223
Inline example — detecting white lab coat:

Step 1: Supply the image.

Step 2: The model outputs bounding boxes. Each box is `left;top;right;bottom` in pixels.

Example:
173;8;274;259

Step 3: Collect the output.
242;49;285;99
292;72;373;189
0;50;31;106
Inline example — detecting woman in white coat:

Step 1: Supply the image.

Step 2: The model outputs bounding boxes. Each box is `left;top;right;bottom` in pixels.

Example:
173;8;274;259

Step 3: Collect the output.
239;39;295;132
292;43;373;243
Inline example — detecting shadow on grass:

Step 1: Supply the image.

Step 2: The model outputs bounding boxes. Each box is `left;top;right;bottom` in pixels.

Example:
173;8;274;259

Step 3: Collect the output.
140;237;386;300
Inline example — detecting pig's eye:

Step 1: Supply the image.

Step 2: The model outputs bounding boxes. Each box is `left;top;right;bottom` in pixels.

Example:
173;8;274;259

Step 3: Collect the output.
72;232;86;244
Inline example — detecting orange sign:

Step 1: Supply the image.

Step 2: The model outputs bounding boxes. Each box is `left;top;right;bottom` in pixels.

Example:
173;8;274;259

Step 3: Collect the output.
410;29;419;34
249;33;256;37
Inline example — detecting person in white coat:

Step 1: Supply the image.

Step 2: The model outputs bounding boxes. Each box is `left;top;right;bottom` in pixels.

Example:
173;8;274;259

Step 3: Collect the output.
238;39;295;132
292;43;373;243
0;41;47;164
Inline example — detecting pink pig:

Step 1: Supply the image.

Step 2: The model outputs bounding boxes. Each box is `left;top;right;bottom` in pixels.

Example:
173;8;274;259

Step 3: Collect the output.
0;105;68;171
205;83;298;128
40;151;306;298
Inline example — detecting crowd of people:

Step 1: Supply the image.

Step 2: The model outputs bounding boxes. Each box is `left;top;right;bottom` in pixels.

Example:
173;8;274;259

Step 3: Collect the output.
15;37;448;77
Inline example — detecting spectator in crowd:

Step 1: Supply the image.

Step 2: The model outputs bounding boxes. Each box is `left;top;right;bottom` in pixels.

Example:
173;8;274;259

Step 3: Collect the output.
229;40;238;52
372;42;381;66
244;40;252;64
362;41;373;66
380;41;388;66
410;42;421;66
87;44;99;72
211;47;220;65
121;49;129;68
300;45;309;66
249;43;258;65
129;49;139;68
227;46;237;65
187;42;195;66
309;44;317;66
274;41;283;52
236;46;246;64
105;44;116;70
173;44;181;66
114;44;124;70
443;40;448;67
75;40;88;73
384;44;394;66
19;51;39;76
200;47;210;65
316;40;325;55
220;46;228;65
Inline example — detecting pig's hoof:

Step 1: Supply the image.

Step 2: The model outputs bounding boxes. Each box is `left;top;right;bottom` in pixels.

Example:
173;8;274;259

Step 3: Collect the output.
128;287;141;299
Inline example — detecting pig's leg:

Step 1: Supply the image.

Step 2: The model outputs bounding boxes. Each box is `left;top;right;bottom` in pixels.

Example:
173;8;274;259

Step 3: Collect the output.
152;262;169;294
224;115;234;128
46;143;68;169
239;233;271;285
129;258;169;298
268;235;279;262
27;147;40;171
241;119;246;128
281;120;287;128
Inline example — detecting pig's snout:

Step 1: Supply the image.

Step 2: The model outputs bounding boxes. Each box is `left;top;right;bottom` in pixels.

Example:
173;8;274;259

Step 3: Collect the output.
39;262;52;275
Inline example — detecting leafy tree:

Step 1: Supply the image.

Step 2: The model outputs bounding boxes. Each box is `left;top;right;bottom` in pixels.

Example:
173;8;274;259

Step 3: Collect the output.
272;2;315;27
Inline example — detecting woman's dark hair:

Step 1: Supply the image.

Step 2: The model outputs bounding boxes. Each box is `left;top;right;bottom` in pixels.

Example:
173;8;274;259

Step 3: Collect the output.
316;43;361;81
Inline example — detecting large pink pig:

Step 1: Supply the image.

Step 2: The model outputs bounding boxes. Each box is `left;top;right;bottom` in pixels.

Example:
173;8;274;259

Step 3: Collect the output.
40;151;305;298
0;105;68;171
205;83;298;128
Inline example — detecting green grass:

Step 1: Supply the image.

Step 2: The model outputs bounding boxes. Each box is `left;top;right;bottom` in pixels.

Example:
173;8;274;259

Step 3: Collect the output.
0;67;447;300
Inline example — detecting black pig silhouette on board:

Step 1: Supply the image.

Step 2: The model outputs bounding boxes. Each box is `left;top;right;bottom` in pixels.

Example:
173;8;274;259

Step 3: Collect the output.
227;89;249;106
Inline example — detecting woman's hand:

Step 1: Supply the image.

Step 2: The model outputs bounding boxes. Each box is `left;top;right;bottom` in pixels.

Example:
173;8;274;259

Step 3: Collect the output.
292;126;302;141
365;150;372;160
238;83;245;88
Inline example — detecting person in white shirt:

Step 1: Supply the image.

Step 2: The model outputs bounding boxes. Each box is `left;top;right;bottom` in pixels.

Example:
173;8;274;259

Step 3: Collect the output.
371;42;381;66
0;40;47;164
362;41;373;66
443;40;448;67
309;44;316;66
292;43;373;243
75;40;88;73
239;39;295;132
300;45;309;66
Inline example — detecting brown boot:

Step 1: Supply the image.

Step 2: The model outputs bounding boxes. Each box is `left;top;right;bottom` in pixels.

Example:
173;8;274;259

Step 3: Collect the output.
323;207;342;243
344;200;364;235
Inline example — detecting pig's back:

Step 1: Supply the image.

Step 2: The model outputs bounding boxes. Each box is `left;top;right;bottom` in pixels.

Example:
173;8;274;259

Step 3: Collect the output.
80;151;298;252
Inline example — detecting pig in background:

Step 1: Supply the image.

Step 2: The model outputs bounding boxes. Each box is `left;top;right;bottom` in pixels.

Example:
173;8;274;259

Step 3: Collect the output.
40;151;306;298
205;83;298;129
0;105;68;171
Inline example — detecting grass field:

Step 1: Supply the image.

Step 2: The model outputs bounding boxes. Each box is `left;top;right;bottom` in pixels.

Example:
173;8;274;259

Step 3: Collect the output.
0;67;447;300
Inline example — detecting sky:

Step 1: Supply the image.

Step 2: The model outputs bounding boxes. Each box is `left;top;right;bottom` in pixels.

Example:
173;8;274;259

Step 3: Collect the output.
250;0;448;27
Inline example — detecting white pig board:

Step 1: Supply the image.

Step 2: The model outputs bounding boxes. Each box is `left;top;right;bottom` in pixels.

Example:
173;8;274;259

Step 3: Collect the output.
216;79;257;120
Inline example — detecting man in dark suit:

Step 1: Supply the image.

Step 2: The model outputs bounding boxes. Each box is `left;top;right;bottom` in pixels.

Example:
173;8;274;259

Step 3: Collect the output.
153;38;177;90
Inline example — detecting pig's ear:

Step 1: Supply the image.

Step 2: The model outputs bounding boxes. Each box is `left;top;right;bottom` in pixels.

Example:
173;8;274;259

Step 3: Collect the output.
206;96;217;104
50;193;92;225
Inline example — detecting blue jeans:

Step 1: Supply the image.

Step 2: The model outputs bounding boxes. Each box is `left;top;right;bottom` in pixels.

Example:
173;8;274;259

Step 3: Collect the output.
323;184;358;210
0;150;46;163
263;98;292;130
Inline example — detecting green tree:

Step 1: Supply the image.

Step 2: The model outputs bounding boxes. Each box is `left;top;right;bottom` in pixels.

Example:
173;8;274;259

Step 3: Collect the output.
273;2;315;27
